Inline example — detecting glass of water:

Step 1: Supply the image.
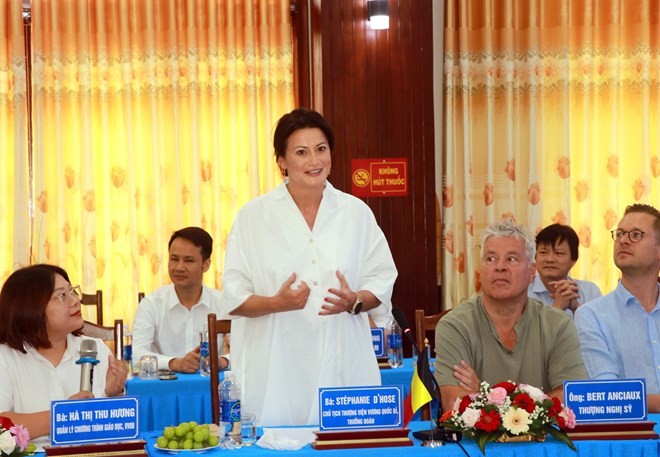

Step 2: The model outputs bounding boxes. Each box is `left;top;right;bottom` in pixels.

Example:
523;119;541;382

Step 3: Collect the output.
138;355;158;380
241;413;257;446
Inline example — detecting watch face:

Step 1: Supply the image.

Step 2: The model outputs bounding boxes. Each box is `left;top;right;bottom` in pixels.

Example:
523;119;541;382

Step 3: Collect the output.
353;300;363;314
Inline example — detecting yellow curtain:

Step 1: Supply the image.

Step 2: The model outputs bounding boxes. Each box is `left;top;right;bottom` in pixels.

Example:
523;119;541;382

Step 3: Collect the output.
0;0;29;280
442;0;659;308
29;0;294;324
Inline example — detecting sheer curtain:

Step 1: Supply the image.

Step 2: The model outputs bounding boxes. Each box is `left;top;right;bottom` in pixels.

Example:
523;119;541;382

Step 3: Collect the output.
442;0;659;308
0;0;29;279
29;0;294;323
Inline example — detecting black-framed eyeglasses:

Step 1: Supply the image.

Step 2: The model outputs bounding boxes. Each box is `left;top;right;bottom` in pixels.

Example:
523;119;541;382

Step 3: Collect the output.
610;229;645;243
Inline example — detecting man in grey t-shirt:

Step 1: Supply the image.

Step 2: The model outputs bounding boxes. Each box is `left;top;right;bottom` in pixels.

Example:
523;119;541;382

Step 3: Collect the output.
435;220;587;412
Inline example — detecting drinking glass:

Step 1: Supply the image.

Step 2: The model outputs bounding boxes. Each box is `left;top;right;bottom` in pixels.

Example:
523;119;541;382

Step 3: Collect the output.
138;355;158;380
241;413;257;446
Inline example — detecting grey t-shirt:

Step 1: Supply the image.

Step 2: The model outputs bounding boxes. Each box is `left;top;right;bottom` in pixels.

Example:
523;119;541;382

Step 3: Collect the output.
434;296;587;393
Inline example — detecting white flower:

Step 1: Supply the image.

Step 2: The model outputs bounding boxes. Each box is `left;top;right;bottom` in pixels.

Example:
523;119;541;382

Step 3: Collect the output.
502;408;532;435
460;407;481;428
518;384;547;402
0;430;17;455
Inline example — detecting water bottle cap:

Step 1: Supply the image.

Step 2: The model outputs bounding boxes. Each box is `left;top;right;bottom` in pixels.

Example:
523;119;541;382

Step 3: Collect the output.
223;370;233;380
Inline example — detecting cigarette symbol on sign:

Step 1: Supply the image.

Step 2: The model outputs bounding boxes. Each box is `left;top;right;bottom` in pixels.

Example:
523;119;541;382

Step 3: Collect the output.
353;169;370;188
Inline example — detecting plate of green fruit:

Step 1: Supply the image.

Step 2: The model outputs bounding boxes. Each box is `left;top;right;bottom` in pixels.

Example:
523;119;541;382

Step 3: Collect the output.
154;421;220;453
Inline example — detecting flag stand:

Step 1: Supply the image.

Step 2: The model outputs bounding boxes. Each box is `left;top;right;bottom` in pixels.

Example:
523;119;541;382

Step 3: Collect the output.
420;418;445;447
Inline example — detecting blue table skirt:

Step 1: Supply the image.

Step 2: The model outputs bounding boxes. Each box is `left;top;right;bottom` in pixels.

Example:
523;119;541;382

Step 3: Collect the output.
140;417;660;457
126;359;416;431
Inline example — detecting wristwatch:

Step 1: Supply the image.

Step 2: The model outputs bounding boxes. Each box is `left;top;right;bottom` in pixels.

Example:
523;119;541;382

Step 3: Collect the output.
350;294;363;315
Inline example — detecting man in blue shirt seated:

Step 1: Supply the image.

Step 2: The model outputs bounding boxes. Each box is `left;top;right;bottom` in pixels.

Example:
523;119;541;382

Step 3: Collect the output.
575;203;660;412
528;223;601;316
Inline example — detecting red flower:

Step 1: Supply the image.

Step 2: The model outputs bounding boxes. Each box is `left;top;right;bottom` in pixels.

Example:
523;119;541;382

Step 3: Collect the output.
474;409;502;432
440;410;455;422
0;416;14;429
556;412;567;428
458;395;473;414
511;393;536;413
548;397;563;418
493;381;516;394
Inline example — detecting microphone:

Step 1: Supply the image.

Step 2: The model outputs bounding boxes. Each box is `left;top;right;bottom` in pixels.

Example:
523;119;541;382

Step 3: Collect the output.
392;307;422;353
76;339;100;392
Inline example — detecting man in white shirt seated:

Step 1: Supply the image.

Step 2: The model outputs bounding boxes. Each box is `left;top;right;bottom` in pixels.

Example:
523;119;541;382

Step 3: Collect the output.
528;223;601;316
575;203;660;412
132;227;229;373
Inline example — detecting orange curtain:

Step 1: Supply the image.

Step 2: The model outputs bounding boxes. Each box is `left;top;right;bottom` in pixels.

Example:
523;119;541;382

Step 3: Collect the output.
442;0;659;308
29;0;294;324
0;0;29;278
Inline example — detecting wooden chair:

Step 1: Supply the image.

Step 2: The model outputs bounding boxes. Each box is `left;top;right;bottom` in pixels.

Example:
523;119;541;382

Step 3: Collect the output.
81;290;103;325
414;308;451;420
82;319;124;360
208;313;232;424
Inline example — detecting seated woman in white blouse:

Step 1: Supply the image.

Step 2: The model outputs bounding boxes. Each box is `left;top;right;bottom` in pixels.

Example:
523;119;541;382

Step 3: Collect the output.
0;265;127;447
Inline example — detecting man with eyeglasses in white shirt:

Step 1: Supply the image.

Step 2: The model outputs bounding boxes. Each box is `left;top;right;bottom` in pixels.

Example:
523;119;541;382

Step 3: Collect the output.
575;203;660;412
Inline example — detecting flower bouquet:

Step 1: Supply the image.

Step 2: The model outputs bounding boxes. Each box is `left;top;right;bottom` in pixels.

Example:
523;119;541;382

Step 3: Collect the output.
0;417;35;457
439;381;576;455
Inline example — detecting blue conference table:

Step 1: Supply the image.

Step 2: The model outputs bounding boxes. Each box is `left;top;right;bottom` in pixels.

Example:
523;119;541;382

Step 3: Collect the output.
139;418;660;457
126;359;417;431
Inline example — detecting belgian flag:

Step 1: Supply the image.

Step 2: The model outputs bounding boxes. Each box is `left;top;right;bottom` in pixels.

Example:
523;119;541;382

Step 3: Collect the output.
402;352;436;426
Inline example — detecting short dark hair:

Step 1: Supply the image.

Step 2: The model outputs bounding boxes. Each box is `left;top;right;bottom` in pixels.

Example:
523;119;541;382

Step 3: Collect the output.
535;224;580;261
0;264;78;353
623;203;660;243
273;108;335;176
168;227;213;260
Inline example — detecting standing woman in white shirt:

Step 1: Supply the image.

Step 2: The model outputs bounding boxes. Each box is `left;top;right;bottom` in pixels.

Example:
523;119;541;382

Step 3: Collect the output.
0;265;127;447
222;108;398;426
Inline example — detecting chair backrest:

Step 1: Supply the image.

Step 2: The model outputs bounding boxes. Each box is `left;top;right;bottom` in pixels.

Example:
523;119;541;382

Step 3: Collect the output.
414;309;451;356
414;308;451;420
81;290;103;325
208;313;232;425
82;319;124;360
138;292;145;303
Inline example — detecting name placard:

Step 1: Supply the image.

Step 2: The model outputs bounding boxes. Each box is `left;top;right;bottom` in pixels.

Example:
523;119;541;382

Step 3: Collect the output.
51;396;140;445
564;379;646;423
318;385;403;431
371;328;385;357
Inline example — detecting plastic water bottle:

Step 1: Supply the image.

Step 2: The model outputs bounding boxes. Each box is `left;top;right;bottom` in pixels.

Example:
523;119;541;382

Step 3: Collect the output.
219;371;242;448
123;326;133;379
387;320;403;368
199;329;210;377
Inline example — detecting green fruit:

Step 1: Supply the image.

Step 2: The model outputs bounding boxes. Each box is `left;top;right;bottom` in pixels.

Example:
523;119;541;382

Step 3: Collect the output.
156;436;169;449
175;425;186;437
207;436;219;447
182;439;193;450
192;442;203;450
188;421;198;429
163;427;175;440
201;429;210;442
185;432;193;440
193;431;204;443
167;440;179;450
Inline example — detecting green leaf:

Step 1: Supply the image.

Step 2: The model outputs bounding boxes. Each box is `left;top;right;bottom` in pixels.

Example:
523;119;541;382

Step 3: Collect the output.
543;425;576;451
475;433;490;455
